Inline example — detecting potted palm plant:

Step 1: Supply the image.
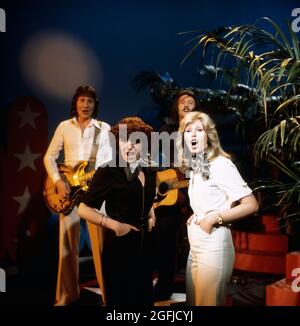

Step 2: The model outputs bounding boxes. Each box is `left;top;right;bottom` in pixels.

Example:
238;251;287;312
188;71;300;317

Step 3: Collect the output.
179;17;300;241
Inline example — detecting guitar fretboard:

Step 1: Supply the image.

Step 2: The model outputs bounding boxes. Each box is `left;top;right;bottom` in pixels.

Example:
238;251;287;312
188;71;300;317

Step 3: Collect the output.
169;180;189;190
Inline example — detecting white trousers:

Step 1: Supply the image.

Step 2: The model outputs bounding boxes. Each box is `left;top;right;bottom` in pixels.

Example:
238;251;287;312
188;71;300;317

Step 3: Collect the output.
55;207;105;305
186;222;235;306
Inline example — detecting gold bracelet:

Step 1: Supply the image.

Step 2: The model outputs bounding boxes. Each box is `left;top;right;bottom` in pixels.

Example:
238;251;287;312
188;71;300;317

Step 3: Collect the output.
102;216;107;227
98;214;103;226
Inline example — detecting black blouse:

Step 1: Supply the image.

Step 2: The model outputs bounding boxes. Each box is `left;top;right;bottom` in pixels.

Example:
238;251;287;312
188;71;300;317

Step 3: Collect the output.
82;165;157;228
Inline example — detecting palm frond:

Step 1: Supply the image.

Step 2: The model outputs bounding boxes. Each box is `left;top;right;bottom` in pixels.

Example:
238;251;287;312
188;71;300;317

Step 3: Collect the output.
254;117;300;161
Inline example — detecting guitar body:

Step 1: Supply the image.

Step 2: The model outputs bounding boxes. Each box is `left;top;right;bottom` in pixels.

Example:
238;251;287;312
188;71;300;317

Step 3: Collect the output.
43;161;94;215
153;169;189;209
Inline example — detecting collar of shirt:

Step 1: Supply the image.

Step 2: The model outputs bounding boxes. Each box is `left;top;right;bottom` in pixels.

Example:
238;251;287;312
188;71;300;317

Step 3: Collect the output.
123;164;142;182
70;117;101;130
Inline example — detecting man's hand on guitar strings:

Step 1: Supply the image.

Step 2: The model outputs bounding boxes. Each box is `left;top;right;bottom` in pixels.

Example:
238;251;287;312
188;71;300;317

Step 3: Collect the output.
55;179;71;199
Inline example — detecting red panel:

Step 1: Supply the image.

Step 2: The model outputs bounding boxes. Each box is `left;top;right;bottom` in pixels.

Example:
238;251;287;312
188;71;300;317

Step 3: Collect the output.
1;96;49;261
286;251;300;284
266;278;300;306
261;215;281;233
234;249;286;274
232;230;288;253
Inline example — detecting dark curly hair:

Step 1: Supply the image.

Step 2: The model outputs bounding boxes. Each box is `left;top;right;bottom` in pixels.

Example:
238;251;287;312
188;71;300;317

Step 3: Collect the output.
70;85;99;118
110;117;154;151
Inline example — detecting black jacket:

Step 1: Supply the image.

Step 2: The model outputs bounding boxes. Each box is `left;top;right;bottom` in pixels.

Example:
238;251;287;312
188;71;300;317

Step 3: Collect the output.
82;164;156;228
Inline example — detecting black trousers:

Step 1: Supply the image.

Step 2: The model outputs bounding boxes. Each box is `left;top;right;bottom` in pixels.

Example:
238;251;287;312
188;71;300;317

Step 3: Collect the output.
102;228;154;306
152;205;183;297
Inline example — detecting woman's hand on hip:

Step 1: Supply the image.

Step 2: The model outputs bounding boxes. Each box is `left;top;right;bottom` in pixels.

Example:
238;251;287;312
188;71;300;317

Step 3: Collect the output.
186;213;195;225
114;221;139;237
197;211;219;234
148;216;156;231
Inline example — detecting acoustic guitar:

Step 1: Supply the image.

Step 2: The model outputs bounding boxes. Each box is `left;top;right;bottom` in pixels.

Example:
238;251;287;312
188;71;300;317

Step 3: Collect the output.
153;168;189;209
43;161;95;215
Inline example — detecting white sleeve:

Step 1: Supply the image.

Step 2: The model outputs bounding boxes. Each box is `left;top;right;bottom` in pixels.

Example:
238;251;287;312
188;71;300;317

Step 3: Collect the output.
95;123;113;168
43;122;64;184
212;157;252;203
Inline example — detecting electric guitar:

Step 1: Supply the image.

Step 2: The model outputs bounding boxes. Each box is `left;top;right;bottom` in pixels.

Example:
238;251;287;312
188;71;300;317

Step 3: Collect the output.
43;161;95;215
153;168;189;209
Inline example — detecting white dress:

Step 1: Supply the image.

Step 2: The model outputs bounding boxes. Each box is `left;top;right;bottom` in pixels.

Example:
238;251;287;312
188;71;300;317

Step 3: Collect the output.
186;156;252;306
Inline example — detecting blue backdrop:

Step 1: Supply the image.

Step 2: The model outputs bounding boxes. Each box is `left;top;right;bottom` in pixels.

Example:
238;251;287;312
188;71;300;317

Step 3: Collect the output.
0;0;298;139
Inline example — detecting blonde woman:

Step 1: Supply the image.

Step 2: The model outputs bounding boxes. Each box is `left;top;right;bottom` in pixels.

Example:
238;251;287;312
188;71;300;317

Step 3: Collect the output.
177;111;259;306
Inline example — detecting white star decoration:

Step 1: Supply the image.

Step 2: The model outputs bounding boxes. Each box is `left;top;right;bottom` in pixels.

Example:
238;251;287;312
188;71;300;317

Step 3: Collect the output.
14;144;40;171
13;186;31;215
16;104;41;129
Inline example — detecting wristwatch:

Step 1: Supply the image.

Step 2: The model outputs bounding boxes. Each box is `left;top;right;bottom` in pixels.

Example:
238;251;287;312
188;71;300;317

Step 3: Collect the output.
217;212;223;225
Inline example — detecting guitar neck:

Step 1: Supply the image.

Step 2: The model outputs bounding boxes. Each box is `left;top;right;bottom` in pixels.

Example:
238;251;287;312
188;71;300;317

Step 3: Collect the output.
169;180;189;190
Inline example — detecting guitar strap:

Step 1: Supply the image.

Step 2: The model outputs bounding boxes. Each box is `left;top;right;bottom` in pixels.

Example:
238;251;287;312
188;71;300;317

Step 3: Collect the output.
88;120;102;170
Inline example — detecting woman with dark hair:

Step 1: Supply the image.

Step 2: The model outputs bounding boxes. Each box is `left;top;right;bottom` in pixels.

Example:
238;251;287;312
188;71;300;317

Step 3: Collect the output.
44;85;111;305
177;111;259;305
78;117;157;306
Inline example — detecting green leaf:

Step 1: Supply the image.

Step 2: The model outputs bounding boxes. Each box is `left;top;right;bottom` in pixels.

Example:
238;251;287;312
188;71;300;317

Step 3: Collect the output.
280;120;286;146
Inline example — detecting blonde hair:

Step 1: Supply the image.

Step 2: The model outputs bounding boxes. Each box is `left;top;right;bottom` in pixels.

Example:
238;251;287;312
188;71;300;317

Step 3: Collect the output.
176;111;230;170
